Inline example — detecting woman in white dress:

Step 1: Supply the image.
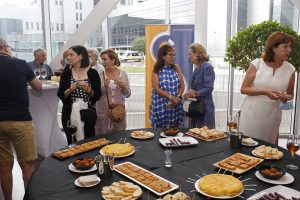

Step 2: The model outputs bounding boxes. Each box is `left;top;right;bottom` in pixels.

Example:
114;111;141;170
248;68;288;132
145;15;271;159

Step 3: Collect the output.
239;32;295;144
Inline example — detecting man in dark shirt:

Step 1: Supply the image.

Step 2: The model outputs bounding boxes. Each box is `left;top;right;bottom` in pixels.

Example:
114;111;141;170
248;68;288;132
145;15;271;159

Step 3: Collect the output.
27;48;53;80
0;38;42;200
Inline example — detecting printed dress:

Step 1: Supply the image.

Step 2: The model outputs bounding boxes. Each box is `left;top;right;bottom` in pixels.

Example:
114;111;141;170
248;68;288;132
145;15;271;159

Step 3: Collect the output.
151;66;184;128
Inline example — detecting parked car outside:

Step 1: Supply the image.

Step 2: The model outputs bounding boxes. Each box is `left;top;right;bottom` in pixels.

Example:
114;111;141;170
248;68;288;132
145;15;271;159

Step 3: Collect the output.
119;51;144;62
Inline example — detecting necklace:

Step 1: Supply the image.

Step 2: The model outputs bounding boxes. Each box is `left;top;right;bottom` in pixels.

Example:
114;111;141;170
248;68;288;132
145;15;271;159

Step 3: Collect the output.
73;67;88;80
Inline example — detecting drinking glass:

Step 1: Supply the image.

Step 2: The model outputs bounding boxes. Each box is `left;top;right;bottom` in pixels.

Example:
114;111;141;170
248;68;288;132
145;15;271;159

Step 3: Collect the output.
34;69;40;79
54;68;62;77
227;113;238;133
164;149;172;167
67;120;77;147
40;68;47;80
286;134;299;170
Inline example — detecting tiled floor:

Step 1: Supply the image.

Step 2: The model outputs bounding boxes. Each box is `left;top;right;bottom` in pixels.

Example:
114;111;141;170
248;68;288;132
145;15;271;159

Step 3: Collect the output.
0;138;297;200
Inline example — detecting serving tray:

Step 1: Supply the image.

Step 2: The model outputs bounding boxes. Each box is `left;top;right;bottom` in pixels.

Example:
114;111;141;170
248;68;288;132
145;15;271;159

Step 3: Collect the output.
213;153;263;174
52;138;111;159
114;162;179;196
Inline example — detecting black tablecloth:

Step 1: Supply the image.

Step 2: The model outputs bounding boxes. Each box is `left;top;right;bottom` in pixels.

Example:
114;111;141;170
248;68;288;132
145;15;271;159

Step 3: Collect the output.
25;128;300;200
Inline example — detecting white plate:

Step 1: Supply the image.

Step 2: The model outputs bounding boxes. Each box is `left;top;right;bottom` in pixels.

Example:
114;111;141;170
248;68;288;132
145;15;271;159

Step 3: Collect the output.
251;150;282;160
194;179;243;199
160;132;184;138
242;141;258;147
68;163;97;173
130;131;154;139
247;185;300;200
255;171;294;185
114;162;179;196
74;176;100;188
99;149;135;158
159;136;198;147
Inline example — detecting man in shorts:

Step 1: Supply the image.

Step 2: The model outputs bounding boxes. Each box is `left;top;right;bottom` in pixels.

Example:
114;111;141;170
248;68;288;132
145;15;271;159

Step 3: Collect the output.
0;38;42;200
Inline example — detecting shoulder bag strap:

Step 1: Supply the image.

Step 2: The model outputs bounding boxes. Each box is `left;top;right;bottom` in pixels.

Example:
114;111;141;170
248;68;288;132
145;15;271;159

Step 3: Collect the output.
103;71;111;107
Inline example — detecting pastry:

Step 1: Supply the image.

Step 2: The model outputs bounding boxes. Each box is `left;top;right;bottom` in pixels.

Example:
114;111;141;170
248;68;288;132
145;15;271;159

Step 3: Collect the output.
101;181;142;200
114;162;172;193
198;174;243;197
187;126;225;140
253;145;283;159
52;138;110;159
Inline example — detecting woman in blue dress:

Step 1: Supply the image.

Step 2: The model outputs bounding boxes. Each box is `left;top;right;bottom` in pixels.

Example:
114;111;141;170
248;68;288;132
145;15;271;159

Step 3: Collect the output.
151;44;185;128
184;43;215;128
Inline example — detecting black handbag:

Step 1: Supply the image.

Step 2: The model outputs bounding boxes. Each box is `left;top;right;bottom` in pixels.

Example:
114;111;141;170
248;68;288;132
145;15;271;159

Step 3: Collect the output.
80;108;97;125
187;99;206;118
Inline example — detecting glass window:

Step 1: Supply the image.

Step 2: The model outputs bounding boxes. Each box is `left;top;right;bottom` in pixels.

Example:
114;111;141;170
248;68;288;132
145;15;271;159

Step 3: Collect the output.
79;2;82;10
76;13;78;20
36;22;39;30
75;2;78;9
0;1;44;61
80;13;82;21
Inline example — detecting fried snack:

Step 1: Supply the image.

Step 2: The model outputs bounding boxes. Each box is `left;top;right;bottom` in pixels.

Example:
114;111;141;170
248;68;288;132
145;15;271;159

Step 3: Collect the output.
101;143;135;157
114;162;172;194
187;126;225;141
73;157;95;169
198;174;243;197
253;145;283;159
101;181;142;200
52;138;110;159
131;130;154;139
157;192;191;200
216;153;262;173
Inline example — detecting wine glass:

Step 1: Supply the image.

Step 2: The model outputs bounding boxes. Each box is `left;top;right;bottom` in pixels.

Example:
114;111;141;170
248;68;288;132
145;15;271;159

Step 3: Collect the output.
54;68;62;77
286;134;299;170
67;120;77;147
40;68;47;80
34;69;40;79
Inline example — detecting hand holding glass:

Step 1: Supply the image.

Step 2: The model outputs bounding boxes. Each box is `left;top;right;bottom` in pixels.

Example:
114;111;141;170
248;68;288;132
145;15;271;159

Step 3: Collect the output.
286;134;299;170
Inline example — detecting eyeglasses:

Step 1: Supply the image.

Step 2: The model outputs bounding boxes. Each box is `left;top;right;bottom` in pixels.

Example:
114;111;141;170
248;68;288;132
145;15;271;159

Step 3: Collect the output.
167;53;176;57
6;45;13;50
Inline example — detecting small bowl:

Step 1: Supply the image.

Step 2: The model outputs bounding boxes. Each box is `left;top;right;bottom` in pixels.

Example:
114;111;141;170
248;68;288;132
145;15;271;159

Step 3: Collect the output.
163;128;180;136
258;165;285;180
72;157;96;170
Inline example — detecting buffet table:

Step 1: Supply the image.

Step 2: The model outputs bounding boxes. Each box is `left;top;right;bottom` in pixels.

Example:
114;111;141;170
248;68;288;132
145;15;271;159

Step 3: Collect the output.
25;128;300;200
28;83;67;157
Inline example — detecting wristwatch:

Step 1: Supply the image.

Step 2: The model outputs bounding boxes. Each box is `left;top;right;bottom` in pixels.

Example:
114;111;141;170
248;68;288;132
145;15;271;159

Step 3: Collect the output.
177;95;182;99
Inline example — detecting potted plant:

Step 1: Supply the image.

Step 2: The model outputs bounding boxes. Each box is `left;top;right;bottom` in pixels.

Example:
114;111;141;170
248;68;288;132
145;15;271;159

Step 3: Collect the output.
224;20;300;72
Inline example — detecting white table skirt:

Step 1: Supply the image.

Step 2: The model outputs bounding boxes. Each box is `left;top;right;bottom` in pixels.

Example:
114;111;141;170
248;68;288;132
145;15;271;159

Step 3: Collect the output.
28;84;67;157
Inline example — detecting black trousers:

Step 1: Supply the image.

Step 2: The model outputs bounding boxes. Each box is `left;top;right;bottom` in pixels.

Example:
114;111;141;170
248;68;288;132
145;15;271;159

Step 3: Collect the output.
61;111;96;145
